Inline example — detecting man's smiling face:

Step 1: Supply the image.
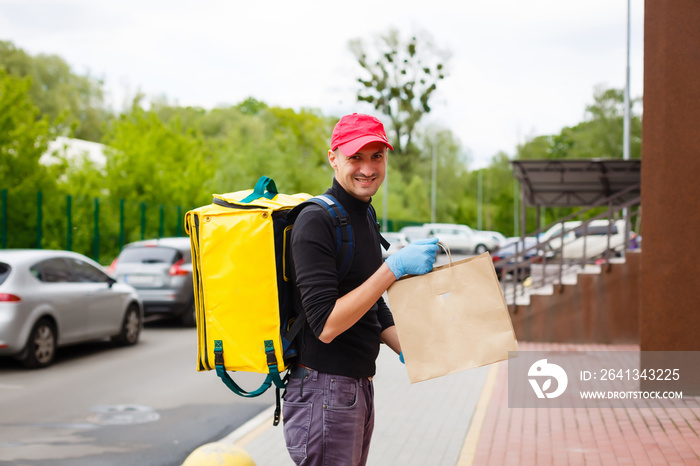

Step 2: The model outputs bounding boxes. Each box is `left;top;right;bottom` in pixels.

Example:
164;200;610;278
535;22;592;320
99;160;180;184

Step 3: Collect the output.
329;141;388;202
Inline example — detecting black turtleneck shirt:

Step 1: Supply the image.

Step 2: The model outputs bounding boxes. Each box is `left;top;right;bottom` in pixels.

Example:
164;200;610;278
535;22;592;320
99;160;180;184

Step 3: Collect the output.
291;178;394;378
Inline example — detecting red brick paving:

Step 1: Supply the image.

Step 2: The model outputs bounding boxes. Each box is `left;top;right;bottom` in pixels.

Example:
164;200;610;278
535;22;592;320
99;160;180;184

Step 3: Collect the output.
473;343;700;465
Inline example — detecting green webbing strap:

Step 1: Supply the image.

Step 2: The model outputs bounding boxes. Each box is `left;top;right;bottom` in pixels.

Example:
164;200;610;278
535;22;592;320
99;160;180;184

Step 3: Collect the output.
264;340;287;390
213;340;287;399
240;176;278;203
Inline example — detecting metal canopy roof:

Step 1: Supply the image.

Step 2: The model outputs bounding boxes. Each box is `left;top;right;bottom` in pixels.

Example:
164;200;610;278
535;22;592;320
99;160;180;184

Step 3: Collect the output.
511;159;641;207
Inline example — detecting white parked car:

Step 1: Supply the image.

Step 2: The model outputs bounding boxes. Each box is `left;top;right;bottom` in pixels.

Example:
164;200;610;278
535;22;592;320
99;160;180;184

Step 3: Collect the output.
541;219;632;259
480;230;507;249
422;223;500;254
539;221;582;251
398;226;430;243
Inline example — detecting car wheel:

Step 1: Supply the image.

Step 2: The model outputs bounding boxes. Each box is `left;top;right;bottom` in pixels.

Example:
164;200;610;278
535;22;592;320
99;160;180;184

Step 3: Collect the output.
21;318;57;369
474;244;488;254
180;302;197;328
113;303;141;346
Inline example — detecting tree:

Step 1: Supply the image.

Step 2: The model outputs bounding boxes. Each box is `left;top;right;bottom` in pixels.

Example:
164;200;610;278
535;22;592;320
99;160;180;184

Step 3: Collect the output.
560;87;642;160
151;101;334;196
103;103;214;208
349;29;449;170
515;86;642;162
478;152;518;235
0;69;57;247
0;40;111;142
0;70;49;188
373;125;470;226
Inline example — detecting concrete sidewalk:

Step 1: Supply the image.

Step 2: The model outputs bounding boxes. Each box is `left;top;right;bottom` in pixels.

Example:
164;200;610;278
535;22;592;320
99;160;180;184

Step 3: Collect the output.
216;343;700;465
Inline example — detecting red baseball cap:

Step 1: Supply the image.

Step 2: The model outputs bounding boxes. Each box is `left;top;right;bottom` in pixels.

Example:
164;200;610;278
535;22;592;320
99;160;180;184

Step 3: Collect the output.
331;113;394;156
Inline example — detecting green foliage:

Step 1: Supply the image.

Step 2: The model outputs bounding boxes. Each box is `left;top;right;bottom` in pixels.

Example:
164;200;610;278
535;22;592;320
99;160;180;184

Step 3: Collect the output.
373;126;470;228
516;86;642;161
0;69;57;248
103;104;213;208
0;70;50;188
0;40;111;142
209;106;334;195
475;153;517;234
151;101;334;196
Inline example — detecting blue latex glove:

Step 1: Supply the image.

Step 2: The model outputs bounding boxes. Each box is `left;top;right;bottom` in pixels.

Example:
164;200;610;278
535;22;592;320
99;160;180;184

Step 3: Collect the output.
399;351;405;364
385;237;439;279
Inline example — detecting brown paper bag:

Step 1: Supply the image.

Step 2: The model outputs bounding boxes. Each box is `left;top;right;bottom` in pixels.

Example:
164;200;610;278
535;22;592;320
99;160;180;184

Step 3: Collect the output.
387;251;518;383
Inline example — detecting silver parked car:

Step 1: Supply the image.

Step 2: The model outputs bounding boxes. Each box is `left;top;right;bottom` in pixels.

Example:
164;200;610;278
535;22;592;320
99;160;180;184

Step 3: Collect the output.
110;237;195;327
422;223;500;254
0;249;143;369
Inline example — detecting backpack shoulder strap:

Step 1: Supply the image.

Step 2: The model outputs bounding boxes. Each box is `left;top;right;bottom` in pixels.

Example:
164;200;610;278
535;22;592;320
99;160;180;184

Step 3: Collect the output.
305;195;354;280
367;204;390;250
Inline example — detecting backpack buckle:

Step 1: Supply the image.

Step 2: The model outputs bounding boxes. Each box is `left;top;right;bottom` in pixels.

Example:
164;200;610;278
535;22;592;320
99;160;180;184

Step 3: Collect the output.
214;340;225;367
264;340;278;368
333;216;348;227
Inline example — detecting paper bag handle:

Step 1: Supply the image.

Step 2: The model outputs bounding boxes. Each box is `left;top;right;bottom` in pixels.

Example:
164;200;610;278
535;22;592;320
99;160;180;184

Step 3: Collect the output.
436;241;452;266
429;241;456;295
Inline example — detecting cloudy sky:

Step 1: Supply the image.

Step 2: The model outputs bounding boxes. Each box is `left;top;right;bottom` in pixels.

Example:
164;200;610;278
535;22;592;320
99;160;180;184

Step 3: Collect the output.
1;0;644;168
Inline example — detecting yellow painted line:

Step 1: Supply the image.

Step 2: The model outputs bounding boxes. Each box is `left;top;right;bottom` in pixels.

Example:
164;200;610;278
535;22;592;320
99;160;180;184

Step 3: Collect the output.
223;405;276;448
456;362;500;466
233;416;275;448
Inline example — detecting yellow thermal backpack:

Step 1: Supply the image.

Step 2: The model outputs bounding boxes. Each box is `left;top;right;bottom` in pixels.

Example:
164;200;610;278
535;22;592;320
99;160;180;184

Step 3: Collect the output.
185;176;384;425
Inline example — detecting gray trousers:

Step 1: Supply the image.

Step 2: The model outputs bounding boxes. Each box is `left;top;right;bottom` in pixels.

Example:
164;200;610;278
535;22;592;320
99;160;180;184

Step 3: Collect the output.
282;366;375;465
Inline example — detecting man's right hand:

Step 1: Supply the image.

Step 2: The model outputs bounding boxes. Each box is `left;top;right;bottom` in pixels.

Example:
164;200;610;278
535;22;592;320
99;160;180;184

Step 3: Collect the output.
385;237;439;279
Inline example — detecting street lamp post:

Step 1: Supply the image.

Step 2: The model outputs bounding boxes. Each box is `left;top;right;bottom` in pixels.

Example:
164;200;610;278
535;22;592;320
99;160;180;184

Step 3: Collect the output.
622;0;632;256
623;0;631;161
513;179;519;237
477;170;483;230
383;166;388;232
431;144;437;223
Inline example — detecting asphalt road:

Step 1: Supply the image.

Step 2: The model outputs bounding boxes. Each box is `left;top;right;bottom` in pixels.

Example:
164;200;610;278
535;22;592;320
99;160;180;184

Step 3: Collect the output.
0;318;275;466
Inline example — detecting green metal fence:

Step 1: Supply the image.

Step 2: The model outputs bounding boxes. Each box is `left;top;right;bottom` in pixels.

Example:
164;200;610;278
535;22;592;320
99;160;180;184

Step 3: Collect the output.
0;189;192;265
0;189;424;265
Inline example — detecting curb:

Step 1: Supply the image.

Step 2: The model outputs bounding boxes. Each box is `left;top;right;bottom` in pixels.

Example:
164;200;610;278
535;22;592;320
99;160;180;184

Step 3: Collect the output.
221;405;277;447
181;405;276;465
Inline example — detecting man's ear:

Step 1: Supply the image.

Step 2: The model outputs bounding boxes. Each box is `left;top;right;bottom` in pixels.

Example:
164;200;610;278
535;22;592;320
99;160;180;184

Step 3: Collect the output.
328;149;338;169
